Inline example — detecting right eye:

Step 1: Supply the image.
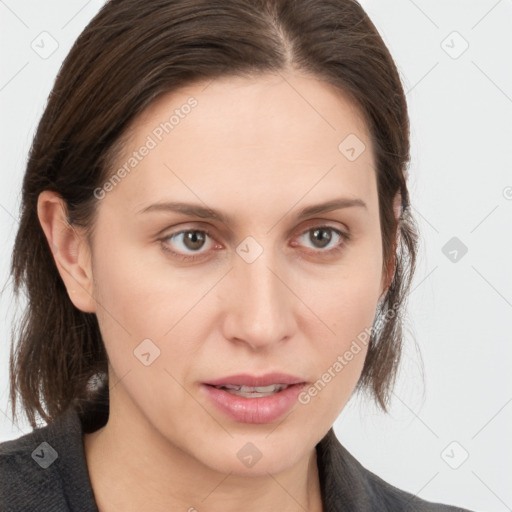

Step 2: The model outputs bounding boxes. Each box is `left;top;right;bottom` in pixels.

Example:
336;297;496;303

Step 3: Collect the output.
160;228;217;261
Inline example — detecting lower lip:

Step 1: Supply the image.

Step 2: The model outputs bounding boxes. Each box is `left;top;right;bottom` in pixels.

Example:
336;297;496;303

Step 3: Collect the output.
201;383;306;424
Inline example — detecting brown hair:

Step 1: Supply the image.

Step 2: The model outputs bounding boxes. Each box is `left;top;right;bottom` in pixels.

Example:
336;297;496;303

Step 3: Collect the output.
8;0;419;429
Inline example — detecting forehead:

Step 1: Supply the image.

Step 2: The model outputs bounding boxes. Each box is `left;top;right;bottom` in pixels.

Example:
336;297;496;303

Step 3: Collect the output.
105;72;377;219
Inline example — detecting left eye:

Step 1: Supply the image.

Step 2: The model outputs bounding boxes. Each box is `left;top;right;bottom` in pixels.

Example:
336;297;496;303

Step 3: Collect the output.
160;225;348;260
295;226;348;252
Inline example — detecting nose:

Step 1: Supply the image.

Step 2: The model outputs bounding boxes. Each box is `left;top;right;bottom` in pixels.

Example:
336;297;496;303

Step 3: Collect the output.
221;248;297;351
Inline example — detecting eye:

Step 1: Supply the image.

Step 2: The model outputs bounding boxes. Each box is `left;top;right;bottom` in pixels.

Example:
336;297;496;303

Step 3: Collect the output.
160;229;216;261
293;226;349;255
159;225;350;262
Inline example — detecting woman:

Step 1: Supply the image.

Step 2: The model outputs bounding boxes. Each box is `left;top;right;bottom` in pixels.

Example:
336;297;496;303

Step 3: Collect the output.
1;0;475;510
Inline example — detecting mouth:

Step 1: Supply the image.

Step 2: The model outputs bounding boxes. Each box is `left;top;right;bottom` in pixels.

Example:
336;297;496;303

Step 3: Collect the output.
207;383;292;398
201;373;307;424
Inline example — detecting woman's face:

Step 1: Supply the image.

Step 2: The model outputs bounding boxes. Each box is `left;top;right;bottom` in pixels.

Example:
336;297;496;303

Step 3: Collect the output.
84;71;387;475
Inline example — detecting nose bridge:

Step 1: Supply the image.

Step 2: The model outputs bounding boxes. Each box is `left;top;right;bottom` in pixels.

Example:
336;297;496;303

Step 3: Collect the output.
225;242;294;348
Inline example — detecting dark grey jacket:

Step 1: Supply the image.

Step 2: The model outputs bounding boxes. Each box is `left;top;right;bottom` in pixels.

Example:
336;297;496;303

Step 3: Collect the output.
0;405;475;511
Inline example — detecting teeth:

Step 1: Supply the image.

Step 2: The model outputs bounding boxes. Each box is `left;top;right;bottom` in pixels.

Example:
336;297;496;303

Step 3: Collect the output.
214;384;289;397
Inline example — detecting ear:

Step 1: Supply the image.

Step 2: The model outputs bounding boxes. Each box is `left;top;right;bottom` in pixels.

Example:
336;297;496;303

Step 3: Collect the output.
37;190;96;313
379;191;402;302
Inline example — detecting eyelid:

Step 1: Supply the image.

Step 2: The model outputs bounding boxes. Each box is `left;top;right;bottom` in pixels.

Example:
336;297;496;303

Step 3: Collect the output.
295;219;350;239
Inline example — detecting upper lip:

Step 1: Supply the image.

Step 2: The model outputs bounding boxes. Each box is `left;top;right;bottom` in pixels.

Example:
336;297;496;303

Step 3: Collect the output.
204;373;306;387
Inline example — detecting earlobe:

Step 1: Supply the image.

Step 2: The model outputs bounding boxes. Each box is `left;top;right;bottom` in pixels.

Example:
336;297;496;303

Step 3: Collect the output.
37;190;96;313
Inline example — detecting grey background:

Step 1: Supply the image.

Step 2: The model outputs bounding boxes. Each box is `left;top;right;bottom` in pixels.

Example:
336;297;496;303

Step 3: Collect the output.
1;1;511;511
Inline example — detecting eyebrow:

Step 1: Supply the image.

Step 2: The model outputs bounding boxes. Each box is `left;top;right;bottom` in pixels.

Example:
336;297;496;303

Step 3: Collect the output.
136;197;367;223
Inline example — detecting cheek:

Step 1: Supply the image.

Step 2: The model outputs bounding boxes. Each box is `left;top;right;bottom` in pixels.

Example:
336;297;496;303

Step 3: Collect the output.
298;242;382;416
92;227;177;327
90;231;215;375
318;281;376;381
297;296;373;429
327;277;380;338
90;239;202;419
300;229;382;336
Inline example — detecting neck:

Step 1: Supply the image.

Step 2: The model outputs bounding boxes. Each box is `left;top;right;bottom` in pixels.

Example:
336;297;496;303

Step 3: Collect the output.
83;391;324;512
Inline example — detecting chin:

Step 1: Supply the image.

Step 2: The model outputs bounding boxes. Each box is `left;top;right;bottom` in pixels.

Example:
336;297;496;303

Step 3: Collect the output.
184;426;316;477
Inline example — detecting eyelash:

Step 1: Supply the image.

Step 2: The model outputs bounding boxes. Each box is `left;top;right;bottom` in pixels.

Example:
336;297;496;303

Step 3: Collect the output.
159;225;350;262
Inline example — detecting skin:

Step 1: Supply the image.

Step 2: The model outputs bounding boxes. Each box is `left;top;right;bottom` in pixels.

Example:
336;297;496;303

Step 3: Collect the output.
38;70;398;512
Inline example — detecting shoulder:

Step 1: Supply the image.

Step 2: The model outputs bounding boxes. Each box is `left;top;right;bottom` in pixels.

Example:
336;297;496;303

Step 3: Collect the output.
316;428;476;512
0;418;64;510
362;465;472;512
0;406;98;512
